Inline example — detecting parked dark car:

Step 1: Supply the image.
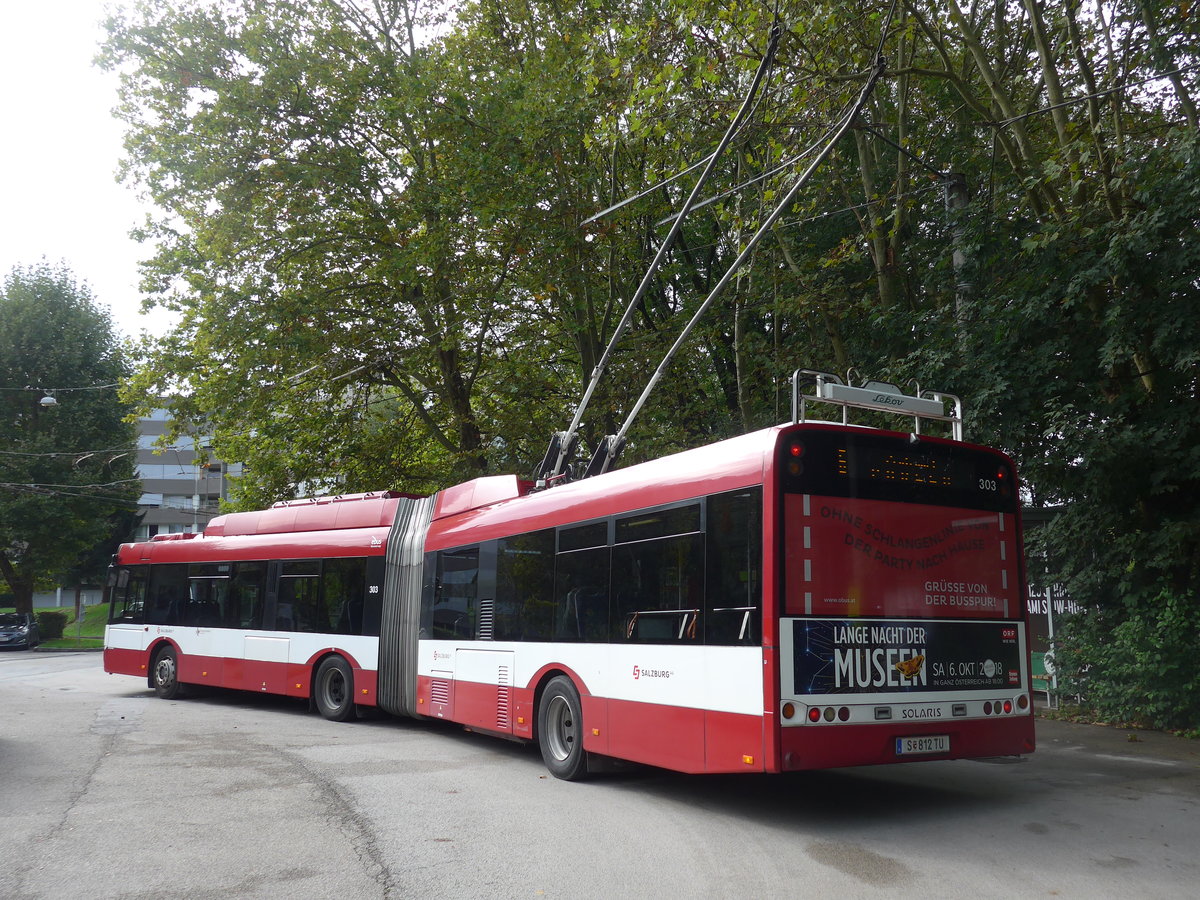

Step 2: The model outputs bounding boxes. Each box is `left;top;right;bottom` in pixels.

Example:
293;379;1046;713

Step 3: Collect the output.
0;613;40;650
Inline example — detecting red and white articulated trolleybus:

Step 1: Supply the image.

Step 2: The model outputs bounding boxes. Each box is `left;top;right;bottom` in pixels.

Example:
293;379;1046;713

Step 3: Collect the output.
105;370;1035;778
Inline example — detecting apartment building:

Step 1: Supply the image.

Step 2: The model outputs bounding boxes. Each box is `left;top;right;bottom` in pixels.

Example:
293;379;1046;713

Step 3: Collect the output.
133;409;240;541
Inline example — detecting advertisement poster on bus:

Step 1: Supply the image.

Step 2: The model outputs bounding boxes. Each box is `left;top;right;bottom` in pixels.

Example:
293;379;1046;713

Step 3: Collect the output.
787;618;1024;696
783;494;1019;619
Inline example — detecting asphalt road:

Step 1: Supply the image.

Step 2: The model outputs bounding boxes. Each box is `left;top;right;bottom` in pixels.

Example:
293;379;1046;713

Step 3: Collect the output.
1;649;1197;899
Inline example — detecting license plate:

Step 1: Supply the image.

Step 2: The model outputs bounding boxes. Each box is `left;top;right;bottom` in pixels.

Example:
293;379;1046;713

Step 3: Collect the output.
895;734;950;756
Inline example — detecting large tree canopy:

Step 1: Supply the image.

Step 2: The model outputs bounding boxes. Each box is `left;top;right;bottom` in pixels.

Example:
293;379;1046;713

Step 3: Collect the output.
0;264;140;614
106;1;1200;725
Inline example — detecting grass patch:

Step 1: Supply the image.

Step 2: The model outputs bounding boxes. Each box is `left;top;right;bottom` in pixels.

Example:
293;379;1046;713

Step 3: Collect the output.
46;603;108;648
67;602;110;637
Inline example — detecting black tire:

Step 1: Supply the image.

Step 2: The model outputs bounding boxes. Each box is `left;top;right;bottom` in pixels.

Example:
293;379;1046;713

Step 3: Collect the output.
152;646;184;700
314;655;356;722
537;675;588;781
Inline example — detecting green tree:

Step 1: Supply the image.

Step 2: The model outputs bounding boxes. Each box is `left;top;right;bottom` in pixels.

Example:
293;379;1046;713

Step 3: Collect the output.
103;0;645;501
102;0;793;497
0;265;141;614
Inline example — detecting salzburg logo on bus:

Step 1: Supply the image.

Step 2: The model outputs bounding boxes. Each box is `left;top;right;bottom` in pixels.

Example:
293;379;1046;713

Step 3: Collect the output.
633;665;672;680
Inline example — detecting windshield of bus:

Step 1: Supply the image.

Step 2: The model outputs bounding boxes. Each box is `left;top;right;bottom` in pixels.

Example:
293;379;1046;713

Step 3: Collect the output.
780;428;1021;621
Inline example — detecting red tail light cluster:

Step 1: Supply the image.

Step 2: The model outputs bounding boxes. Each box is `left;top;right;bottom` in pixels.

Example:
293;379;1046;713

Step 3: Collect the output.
983;698;1020;715
807;706;849;722
787;441;805;476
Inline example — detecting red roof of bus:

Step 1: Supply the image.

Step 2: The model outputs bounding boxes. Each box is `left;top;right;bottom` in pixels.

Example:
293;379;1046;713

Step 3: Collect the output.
424;425;786;550
205;490;408;537
115;492;409;565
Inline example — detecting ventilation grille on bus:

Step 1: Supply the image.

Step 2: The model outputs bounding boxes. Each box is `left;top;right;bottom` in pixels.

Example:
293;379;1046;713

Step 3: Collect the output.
430;678;451;706
497;665;511;731
476;599;494;640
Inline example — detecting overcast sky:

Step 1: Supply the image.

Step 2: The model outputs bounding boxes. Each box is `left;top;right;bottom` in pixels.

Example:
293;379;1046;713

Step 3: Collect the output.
0;1;177;340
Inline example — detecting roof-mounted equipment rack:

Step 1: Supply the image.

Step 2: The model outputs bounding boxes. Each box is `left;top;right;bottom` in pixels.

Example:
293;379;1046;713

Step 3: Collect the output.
791;368;964;441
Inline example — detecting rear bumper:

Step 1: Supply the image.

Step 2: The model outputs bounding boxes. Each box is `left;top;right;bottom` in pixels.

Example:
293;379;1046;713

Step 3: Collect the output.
779;714;1036;770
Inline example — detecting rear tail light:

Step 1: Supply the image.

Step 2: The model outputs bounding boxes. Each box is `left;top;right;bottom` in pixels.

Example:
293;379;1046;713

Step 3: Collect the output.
787;441;805;475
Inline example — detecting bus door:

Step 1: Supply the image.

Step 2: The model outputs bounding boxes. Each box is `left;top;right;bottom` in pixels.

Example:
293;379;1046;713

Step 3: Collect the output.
180;563;234;686
105;565;149;657
243;560;289;693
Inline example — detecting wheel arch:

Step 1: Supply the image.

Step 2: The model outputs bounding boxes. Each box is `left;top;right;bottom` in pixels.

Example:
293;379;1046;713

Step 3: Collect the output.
529;665;591;745
145;637;182;689
302;646;367;671
306;649;356;712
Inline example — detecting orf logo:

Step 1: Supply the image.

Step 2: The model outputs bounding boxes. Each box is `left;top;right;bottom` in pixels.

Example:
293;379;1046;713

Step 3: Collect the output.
633;665;640;680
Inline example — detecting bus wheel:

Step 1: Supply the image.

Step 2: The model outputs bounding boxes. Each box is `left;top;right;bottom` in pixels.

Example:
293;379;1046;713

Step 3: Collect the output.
152;646;183;700
314;656;356;722
538;676;588;781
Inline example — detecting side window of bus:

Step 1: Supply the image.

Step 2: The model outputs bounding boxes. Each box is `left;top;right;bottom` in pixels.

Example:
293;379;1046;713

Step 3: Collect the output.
555;523;610;642
495;530;554;641
705;487;762;645
187;563;232;627
431;548;478;639
145;564;188;625
613;504;703;643
109;567;147;623
232;562;266;629
324;557;368;635
277;560;322;632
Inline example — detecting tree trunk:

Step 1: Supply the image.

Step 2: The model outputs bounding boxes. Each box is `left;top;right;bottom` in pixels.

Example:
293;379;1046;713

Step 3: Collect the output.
0;555;35;615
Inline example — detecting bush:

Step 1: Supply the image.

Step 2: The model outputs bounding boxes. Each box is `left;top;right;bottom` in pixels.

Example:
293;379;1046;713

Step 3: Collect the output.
36;610;68;640
1056;590;1200;732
